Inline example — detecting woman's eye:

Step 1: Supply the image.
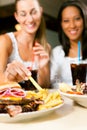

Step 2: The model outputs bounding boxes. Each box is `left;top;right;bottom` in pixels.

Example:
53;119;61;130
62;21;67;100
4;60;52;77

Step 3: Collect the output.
63;20;69;23
75;17;81;20
20;13;26;17
31;10;37;15
18;12;26;17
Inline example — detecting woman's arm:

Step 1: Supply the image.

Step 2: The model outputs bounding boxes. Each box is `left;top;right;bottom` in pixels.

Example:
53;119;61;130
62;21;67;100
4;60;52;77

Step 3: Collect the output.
33;42;51;88
0;34;31;83
0;34;12;83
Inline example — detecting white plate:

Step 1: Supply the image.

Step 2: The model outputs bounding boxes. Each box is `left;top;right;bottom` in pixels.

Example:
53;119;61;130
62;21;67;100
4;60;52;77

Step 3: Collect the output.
0;89;64;123
59;88;87;108
0;103;64;123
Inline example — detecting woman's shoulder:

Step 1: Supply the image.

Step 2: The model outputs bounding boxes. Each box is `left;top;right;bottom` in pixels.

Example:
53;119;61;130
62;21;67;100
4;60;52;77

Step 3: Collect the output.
0;33;12;44
52;45;64;54
51;45;65;60
0;33;13;54
51;45;65;65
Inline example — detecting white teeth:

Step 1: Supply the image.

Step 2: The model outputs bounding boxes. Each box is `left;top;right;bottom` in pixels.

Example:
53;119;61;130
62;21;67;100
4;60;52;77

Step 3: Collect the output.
26;23;35;28
70;30;77;34
27;24;34;28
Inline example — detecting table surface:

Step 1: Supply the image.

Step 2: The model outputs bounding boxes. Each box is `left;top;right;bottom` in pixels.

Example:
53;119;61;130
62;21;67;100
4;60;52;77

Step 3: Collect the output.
0;94;87;130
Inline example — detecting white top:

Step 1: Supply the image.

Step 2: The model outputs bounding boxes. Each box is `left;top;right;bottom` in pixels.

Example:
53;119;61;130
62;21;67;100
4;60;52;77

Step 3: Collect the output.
7;32;38;70
50;45;87;88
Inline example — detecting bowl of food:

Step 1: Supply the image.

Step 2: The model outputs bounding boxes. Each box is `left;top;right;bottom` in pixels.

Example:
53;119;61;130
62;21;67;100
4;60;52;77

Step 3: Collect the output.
58;82;87;108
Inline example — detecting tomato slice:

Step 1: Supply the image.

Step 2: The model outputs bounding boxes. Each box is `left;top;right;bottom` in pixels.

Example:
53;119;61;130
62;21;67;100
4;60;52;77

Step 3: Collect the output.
10;88;26;97
67;91;83;95
0;88;26;98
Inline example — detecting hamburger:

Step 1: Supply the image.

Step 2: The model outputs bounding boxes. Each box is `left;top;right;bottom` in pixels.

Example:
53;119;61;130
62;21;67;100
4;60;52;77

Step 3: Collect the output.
0;82;43;117
0;81;21;90
0;82;25;104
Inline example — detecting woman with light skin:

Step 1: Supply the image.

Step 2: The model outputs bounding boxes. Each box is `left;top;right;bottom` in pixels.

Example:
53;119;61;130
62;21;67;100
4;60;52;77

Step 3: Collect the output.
0;0;51;89
50;0;87;87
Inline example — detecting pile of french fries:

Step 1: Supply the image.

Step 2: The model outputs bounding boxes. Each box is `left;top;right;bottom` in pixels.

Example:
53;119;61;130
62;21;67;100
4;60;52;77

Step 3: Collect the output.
26;89;63;111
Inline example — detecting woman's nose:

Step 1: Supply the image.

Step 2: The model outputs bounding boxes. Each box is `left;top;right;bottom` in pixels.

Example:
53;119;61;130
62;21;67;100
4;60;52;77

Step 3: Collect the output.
69;20;76;28
26;14;33;22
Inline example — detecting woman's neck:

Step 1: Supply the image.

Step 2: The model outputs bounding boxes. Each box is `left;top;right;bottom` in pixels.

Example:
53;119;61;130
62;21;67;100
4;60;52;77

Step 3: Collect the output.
16;30;36;47
69;41;82;58
15;30;36;61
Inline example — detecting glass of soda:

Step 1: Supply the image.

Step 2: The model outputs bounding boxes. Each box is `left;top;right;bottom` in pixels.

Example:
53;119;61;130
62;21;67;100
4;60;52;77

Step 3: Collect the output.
19;57;39;90
70;61;87;85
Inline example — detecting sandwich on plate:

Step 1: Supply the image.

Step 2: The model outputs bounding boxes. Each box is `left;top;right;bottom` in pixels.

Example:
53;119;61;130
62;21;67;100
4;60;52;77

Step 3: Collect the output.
0;82;43;117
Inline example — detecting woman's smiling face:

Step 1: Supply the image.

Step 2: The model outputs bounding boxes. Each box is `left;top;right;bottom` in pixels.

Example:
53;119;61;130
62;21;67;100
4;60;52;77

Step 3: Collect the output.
61;6;84;42
15;0;42;34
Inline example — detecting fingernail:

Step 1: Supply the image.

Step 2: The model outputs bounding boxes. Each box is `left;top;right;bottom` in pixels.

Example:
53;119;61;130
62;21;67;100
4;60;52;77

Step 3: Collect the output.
25;77;28;81
27;72;31;76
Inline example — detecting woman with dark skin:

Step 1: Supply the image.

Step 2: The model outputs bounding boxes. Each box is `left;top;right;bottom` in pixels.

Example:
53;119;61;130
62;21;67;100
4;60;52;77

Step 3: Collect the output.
0;0;51;90
50;0;87;87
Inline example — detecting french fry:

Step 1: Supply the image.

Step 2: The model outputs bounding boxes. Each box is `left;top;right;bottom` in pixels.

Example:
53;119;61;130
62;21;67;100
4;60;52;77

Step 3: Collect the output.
26;91;37;98
25;88;63;111
44;93;53;103
29;76;42;91
37;89;48;100
38;90;63;110
38;99;63;110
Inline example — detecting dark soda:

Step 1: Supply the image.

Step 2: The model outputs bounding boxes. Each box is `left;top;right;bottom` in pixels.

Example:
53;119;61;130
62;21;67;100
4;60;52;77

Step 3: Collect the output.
71;63;87;85
19;70;38;90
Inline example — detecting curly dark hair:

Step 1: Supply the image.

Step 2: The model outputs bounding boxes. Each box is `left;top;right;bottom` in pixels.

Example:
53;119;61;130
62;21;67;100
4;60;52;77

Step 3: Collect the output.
57;0;87;59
